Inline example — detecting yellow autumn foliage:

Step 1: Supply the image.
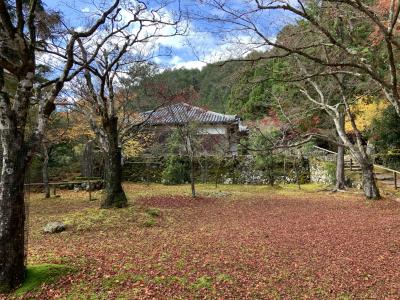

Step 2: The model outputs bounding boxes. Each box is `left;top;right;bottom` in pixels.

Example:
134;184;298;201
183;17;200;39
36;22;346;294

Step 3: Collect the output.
345;96;388;132
44;111;94;144
122;133;154;159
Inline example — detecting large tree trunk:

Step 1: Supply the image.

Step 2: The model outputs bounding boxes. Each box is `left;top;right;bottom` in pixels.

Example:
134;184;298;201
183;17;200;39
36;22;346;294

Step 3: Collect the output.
185;136;196;198
0;145;27;292
0;71;34;292
42;145;50;198
361;162;381;200
101;117;127;208
336;144;345;190
333;112;381;200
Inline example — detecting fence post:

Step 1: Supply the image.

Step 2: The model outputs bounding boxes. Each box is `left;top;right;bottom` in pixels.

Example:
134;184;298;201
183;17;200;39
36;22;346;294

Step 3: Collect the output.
394;172;397;190
53;185;57;196
350;159;353;171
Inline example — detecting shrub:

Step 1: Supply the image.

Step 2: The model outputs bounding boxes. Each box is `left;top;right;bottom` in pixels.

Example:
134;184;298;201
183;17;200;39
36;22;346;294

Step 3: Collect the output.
124;154;312;185
161;155;189;185
254;153;285;186
123;156;165;183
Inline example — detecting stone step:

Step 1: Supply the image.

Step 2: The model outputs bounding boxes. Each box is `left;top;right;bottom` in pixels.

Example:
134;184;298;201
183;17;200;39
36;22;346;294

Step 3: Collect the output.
378;180;400;189
375;175;395;181
345;167;361;171
344;163;360;166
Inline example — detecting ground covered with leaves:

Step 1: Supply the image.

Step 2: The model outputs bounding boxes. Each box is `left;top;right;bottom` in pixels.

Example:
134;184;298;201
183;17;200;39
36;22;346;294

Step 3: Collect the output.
5;183;400;299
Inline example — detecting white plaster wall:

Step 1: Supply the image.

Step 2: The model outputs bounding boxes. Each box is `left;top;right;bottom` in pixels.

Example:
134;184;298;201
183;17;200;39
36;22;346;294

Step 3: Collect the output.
197;126;227;135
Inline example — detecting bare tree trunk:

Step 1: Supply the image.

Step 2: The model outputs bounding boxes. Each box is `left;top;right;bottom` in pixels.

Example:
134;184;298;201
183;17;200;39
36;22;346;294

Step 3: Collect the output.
215;159;222;188
361;162;381;199
295;150;302;190
295;163;301;190
189;156;196;198
336;110;346;190
334;81;380;199
334;120;381;199
0;145;27;292
42;145;50;198
336;144;346;190
101;117;127;208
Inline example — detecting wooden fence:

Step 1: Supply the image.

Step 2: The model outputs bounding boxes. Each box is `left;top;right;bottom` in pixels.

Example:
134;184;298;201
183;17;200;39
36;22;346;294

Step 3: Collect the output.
25;179;103;200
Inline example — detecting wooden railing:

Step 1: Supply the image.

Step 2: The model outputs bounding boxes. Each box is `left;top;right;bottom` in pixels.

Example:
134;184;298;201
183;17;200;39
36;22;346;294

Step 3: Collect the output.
373;164;400;190
312;146;338;155
313;146;400;190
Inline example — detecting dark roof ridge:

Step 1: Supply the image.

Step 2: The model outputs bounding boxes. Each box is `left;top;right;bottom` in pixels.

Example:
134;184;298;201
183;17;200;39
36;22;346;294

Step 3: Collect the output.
142;102;240;125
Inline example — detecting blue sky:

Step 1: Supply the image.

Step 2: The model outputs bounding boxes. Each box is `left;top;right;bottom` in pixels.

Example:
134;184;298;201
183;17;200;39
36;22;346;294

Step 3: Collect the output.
43;0;290;70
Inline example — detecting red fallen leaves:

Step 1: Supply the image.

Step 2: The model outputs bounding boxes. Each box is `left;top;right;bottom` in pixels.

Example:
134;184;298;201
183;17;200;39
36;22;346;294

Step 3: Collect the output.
15;191;400;299
137;195;216;208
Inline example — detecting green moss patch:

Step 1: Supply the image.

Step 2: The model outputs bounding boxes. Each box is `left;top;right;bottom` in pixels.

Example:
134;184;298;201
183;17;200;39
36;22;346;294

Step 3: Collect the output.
14;264;75;296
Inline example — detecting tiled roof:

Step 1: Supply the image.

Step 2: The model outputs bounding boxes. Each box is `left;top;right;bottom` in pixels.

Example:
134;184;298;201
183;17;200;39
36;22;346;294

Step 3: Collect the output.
142;103;239;126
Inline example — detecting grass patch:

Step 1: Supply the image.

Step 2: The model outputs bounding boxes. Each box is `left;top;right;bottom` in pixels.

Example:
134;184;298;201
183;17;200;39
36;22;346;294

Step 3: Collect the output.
145;208;161;217
63;207;138;231
142;217;156;227
216;273;233;284
141;207;162;228
191;275;213;290
102;273;145;290
122;183;329;201
176;258;185;269
14;264;75;296
153;275;188;286
275;183;326;194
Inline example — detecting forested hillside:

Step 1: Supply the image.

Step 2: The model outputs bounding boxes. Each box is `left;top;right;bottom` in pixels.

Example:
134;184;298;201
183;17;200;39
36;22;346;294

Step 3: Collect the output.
143;62;238;113
148;58;278;119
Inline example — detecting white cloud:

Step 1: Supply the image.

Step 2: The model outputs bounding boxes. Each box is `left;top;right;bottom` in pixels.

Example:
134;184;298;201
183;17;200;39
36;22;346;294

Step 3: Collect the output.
156;21;273;70
81;7;91;13
159;55;206;70
173;59;206;70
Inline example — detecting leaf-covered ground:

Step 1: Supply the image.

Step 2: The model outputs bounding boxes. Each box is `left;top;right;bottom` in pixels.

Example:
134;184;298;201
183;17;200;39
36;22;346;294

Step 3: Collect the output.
5;183;400;299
